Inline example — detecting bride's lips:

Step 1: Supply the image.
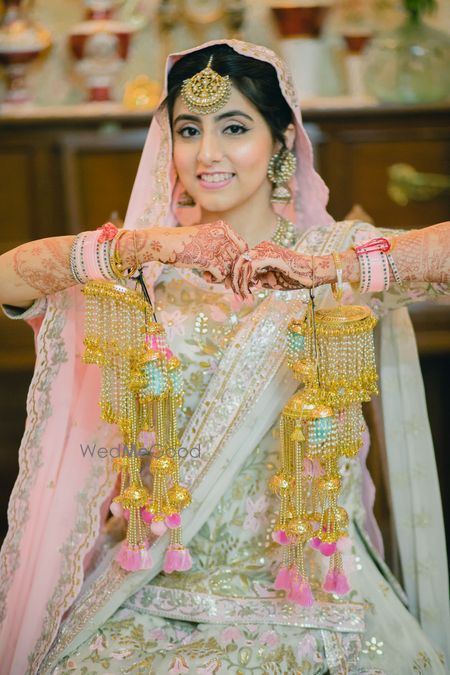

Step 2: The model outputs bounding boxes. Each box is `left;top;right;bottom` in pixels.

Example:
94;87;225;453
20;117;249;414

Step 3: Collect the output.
197;172;235;190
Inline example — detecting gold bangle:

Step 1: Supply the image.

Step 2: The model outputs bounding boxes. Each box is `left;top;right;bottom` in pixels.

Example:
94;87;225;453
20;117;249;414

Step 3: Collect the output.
110;230;138;279
331;251;344;302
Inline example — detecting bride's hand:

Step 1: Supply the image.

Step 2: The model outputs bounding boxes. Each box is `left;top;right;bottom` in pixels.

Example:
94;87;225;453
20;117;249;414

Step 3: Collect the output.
231;241;336;298
154;220;248;283
231;241;312;297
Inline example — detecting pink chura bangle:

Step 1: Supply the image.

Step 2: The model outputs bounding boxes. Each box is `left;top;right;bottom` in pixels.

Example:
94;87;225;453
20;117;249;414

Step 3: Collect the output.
353;237;391;293
70;223;119;284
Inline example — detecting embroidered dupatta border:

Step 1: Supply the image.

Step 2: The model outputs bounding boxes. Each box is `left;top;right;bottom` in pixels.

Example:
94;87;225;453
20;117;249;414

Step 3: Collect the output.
123;585;365;632
40;221;357;672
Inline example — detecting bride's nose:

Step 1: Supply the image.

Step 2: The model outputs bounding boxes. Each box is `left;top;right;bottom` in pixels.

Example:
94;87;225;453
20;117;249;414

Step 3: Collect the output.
197;129;223;165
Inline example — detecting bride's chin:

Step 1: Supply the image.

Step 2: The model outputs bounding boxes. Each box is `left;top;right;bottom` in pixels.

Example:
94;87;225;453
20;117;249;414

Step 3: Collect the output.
197;195;239;214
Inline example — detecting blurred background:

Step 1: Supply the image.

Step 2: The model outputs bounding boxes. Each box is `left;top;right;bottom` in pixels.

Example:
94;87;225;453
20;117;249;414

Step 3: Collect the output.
0;0;449;568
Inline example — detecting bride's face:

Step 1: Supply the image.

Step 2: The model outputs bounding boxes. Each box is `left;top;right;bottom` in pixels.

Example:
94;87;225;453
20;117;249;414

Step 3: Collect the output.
172;85;276;216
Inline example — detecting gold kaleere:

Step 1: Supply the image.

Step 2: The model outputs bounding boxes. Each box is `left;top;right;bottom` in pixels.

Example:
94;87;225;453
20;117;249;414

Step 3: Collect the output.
82;279;192;573
272;291;378;605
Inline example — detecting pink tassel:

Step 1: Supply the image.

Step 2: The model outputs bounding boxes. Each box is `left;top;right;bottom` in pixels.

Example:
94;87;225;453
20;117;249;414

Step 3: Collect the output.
150;520;167;536
116;543;153;572
123;508;130;521
272;530;292;545
163;546;193;573
288;576;314;607
319;541;336;557
310;536;322;550
165;512;181;529
322;570;337;592
110;501;123;518
334;571;351;595
141;508;153;524
164;347;174;359
274;566;292;591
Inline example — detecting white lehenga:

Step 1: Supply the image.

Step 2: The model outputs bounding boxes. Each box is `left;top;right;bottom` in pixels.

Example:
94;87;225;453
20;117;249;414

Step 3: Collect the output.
20;220;445;675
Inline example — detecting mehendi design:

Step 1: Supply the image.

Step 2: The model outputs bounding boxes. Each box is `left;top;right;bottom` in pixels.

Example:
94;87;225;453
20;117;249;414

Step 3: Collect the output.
120;222;248;284
174;221;248;282
393;221;450;284
11;235;75;297
231;241;336;296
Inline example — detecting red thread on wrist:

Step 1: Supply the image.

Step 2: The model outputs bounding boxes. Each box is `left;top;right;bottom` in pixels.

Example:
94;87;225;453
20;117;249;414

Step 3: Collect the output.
354;237;391;255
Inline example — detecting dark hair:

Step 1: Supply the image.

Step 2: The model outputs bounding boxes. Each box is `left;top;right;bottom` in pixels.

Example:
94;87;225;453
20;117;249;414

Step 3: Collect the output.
166;44;293;146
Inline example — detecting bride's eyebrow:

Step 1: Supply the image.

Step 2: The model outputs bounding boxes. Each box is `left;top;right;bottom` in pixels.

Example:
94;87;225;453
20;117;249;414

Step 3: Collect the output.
214;110;254;122
173;110;254;125
173;114;201;125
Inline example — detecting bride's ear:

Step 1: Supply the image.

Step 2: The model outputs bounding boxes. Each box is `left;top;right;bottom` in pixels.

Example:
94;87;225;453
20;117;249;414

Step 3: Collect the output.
283;123;295;151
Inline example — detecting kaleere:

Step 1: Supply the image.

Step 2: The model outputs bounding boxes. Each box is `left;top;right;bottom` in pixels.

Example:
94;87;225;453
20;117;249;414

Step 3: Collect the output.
82;276;191;573
271;287;378;605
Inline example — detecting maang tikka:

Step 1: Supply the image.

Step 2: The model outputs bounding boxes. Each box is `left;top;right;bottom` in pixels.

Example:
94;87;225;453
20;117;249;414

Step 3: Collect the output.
268;147;297;204
181;55;232;115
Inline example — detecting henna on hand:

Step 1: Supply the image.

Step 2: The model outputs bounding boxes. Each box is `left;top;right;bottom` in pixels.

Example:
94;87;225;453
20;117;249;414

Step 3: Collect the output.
392;221;450;284
232;241;339;297
130;221;248;283
175;221;248;282
0;235;76;305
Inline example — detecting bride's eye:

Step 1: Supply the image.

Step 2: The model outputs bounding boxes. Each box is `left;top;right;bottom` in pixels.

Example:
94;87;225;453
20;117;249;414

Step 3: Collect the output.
224;124;248;135
177;126;200;138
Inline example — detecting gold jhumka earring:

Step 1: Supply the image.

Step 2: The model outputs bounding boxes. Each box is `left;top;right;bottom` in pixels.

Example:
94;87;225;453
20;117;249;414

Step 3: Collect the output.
270;255;378;605
267;147;297;204
82;239;192;573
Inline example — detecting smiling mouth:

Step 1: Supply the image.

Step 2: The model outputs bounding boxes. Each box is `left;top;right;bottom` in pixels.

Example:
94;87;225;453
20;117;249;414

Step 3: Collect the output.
198;172;235;186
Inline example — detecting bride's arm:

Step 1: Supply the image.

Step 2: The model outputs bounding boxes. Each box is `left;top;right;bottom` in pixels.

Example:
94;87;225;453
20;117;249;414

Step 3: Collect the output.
339;221;450;286
231;221;450;297
0;221;247;307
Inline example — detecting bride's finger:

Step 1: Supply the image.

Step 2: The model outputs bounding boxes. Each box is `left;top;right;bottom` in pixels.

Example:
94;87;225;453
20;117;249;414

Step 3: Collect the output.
231;254;247;297
239;260;253;299
202;271;214;283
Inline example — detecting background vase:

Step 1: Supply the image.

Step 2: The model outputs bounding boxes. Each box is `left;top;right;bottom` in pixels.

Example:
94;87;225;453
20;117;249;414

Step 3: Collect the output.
342;32;372;97
0;0;51;104
270;2;333;99
69;0;134;102
364;16;450;104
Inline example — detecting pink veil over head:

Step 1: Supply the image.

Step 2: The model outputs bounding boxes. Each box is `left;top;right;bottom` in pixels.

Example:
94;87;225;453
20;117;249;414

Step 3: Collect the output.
0;40;334;675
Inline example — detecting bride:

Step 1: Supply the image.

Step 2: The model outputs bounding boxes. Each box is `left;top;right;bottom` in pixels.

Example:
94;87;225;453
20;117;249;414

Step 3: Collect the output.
0;39;449;674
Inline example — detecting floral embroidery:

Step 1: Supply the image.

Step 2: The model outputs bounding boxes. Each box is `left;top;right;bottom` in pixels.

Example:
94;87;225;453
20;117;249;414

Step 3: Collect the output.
89;635;106;652
413;650;432;674
243;494;269;533
259;629;280;648
160;309;187;339
362;636;384;658
218;626;243;646
168;655;189;673
297;633;321;661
